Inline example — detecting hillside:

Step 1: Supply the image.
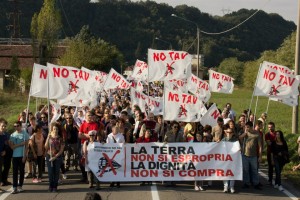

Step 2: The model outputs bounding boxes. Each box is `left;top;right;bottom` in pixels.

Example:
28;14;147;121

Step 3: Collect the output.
0;0;296;67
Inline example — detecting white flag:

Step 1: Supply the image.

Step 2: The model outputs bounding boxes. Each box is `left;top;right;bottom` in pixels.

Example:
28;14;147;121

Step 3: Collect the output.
164;88;202;122
209;70;234;94
103;68;131;91
130;88;147;112
148;49;192;81
269;96;298;107
200;103;220;127
50;100;61;123
164;79;188;93
29;63;48;98
187;74;211;102
94;70;107;92
147;96;163;116
254;62;300;98
131;60;148;81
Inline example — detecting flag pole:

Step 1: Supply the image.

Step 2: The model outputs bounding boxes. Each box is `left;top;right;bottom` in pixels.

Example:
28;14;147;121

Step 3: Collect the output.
248;63;262;121
46;63;53;167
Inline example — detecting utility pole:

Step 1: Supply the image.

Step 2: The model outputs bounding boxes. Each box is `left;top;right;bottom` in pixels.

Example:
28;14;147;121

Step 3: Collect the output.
292;0;300;134
7;0;22;40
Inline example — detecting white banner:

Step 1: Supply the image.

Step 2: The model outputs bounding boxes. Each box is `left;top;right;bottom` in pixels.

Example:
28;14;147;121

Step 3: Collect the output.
164;79;188;93
148;49;192;81
254;63;300;98
164;88;202;122
200;103;220;127
187;74;211;102
103;68;131;91
87;142;242;182
209;70;234;94
131;60;148;81
94;70;107;92
29;63;48;98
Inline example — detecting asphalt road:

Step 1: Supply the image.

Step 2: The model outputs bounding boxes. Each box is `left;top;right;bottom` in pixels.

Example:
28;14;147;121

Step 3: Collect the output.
0;169;299;200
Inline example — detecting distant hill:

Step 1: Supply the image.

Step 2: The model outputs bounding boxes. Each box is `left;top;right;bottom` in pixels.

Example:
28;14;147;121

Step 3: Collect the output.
0;0;296;67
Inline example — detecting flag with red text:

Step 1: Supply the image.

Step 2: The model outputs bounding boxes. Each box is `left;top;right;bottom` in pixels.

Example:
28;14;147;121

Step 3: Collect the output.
164;79;188;93
148;49;192;81
131;60;148;81
209;70;234;94
164;88;202;122
103;68;131;91
254;62;300;98
200;103;220;127
187;74;211;102
29;63;48;98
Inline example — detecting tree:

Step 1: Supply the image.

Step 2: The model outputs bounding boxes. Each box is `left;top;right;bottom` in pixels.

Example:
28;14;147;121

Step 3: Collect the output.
218;57;244;86
8;56;21;93
30;0;62;65
59;25;123;72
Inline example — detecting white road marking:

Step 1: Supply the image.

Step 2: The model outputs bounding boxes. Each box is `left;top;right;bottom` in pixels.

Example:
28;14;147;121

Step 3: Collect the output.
151;182;160;200
259;170;298;200
0;187;13;200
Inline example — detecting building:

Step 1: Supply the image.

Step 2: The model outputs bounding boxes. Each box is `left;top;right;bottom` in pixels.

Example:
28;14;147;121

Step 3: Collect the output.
0;38;66;90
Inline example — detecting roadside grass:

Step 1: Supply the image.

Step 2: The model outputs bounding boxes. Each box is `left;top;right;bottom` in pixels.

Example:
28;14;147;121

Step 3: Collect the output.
0;88;299;185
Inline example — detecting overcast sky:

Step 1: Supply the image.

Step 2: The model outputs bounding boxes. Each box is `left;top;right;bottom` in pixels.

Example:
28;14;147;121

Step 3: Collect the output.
130;0;298;23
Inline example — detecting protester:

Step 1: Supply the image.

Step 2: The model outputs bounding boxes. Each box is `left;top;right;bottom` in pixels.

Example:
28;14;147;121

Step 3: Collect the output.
212;117;224;142
271;130;289;191
44;122;65;192
193;132;205;191
63;114;79;171
78;111;99;183
0;119;8;192
84;192;102;200
9;121;29;194
222;128;238;193
28;124;44;183
0;119;12;186
106;125;125;188
239;121;262;190
83;130;100;190
265;122;276;185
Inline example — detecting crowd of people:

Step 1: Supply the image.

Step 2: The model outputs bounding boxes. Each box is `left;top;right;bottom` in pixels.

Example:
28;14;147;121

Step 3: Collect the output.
0;90;299;195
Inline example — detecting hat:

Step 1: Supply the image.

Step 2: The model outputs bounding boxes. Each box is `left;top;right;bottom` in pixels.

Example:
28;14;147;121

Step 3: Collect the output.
88;130;97;136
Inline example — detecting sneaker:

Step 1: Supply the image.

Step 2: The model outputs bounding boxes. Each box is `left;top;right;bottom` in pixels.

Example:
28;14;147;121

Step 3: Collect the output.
25;173;32;179
199;186;205;191
32;178;39;183
194;186;200;191
223;186;228;193
62;174;67;180
38;178;42;183
230;188;235;193
278;185;284;191
17;187;24;193
11;188;18;194
274;184;279;189
52;188;57;192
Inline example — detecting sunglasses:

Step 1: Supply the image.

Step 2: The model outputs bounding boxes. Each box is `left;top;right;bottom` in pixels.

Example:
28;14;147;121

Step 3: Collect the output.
90;134;96;137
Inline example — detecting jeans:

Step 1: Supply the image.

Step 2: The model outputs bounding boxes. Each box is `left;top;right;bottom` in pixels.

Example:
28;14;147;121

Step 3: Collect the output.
46;155;62;189
33;156;43;179
274;157;284;186
267;153;274;182
12;157;25;188
242;155;259;185
223;180;235;189
65;143;79;169
2;147;12;183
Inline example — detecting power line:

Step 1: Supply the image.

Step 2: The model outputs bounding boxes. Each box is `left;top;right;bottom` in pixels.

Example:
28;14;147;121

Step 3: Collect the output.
59;0;74;36
200;0;271;35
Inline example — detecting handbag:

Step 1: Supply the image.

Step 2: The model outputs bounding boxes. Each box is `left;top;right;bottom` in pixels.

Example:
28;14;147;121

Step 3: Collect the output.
282;151;290;164
27;135;37;162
